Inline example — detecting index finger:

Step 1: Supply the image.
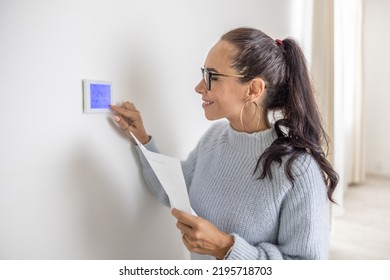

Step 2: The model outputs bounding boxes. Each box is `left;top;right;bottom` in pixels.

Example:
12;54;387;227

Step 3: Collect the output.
110;104;137;118
110;104;125;114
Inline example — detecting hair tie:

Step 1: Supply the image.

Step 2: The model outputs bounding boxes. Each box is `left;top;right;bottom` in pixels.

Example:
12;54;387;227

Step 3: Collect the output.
275;39;284;48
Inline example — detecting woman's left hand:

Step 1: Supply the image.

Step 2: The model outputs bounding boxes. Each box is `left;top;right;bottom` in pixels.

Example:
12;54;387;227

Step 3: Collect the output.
171;208;234;259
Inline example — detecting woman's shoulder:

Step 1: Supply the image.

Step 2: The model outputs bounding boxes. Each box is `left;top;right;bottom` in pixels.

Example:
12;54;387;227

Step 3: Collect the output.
287;154;327;197
290;153;322;177
271;153;325;186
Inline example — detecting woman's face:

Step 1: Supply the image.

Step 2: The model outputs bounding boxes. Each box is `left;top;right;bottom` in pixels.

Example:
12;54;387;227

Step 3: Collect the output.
195;40;249;130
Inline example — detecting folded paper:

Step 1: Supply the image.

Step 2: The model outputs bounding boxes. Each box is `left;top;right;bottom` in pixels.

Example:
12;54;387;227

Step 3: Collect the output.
131;132;194;215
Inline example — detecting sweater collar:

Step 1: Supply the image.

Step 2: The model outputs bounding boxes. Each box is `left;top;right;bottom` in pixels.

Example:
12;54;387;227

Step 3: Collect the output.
227;124;277;156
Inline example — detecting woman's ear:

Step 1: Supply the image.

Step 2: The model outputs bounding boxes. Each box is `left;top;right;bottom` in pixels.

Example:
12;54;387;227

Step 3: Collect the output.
248;78;266;100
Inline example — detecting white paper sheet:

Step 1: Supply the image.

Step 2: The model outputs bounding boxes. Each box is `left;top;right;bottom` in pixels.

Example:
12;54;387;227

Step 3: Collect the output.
130;132;194;215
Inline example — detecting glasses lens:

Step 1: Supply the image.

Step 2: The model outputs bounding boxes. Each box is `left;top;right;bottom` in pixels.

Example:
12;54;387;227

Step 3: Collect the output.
201;68;210;90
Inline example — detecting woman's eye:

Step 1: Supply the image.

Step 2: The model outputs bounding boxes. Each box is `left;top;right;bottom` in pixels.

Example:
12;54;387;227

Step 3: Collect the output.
210;75;219;81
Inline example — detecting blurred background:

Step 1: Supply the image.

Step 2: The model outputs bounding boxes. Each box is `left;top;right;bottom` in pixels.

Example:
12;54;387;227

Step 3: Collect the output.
0;0;388;259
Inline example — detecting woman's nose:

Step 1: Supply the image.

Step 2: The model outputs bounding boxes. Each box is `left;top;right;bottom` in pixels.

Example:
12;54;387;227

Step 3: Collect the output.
195;79;206;94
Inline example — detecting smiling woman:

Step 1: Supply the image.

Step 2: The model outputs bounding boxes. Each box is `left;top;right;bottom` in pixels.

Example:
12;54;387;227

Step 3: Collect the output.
194;40;265;133
111;27;339;260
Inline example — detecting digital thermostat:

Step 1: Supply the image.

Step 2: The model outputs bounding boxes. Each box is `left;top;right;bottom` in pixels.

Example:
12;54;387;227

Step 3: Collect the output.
83;79;112;113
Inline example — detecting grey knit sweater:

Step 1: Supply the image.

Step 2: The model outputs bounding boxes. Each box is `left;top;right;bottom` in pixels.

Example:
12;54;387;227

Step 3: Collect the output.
135;121;329;260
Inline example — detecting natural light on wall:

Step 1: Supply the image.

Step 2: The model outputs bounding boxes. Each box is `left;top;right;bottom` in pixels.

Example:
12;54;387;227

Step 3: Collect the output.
334;0;364;184
291;0;364;216
288;0;313;63
334;0;364;215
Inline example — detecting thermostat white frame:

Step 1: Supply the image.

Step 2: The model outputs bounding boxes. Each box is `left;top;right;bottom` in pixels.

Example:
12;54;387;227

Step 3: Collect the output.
83;79;112;113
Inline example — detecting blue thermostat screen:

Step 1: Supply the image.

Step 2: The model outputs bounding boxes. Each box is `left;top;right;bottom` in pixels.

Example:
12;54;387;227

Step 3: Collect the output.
90;84;111;109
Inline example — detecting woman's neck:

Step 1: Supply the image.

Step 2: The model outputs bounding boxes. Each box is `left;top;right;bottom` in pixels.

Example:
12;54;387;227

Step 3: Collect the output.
229;118;270;133
229;106;270;133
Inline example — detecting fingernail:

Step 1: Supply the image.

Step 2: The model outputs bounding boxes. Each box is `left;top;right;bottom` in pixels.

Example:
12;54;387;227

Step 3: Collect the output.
113;116;120;122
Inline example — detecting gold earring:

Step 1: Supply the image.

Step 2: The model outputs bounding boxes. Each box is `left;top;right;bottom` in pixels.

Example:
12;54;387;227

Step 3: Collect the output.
240;101;260;132
240;100;260;132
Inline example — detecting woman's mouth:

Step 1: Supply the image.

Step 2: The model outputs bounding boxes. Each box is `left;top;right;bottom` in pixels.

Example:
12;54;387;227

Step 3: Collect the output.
202;99;214;107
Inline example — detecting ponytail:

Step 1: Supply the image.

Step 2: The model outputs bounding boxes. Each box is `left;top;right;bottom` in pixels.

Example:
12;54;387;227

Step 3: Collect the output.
222;28;339;203
260;38;339;203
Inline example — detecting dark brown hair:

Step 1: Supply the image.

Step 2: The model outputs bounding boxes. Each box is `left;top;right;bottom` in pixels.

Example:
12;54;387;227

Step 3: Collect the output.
221;27;339;202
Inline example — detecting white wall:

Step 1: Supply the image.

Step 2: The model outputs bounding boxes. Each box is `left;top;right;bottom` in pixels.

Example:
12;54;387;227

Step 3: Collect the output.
363;0;390;177
0;0;294;259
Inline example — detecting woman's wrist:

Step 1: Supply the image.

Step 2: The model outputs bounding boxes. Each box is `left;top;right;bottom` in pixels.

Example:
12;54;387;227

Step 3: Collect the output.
130;133;150;145
138;135;151;145
216;235;235;260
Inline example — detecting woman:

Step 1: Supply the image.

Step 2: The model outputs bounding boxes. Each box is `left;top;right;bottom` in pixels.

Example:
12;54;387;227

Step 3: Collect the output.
110;27;339;260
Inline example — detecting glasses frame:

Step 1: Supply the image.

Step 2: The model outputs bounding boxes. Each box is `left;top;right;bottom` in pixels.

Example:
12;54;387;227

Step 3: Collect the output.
201;67;252;90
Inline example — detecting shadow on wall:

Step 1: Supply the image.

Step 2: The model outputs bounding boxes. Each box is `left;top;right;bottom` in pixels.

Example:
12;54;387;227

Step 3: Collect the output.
121;39;180;154
67;139;179;259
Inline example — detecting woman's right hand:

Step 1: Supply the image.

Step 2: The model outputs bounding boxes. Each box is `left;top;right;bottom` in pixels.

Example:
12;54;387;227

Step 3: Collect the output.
110;102;150;145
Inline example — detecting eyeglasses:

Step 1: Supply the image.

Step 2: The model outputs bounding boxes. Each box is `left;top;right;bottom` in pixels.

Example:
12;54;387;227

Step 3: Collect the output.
201;67;251;90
